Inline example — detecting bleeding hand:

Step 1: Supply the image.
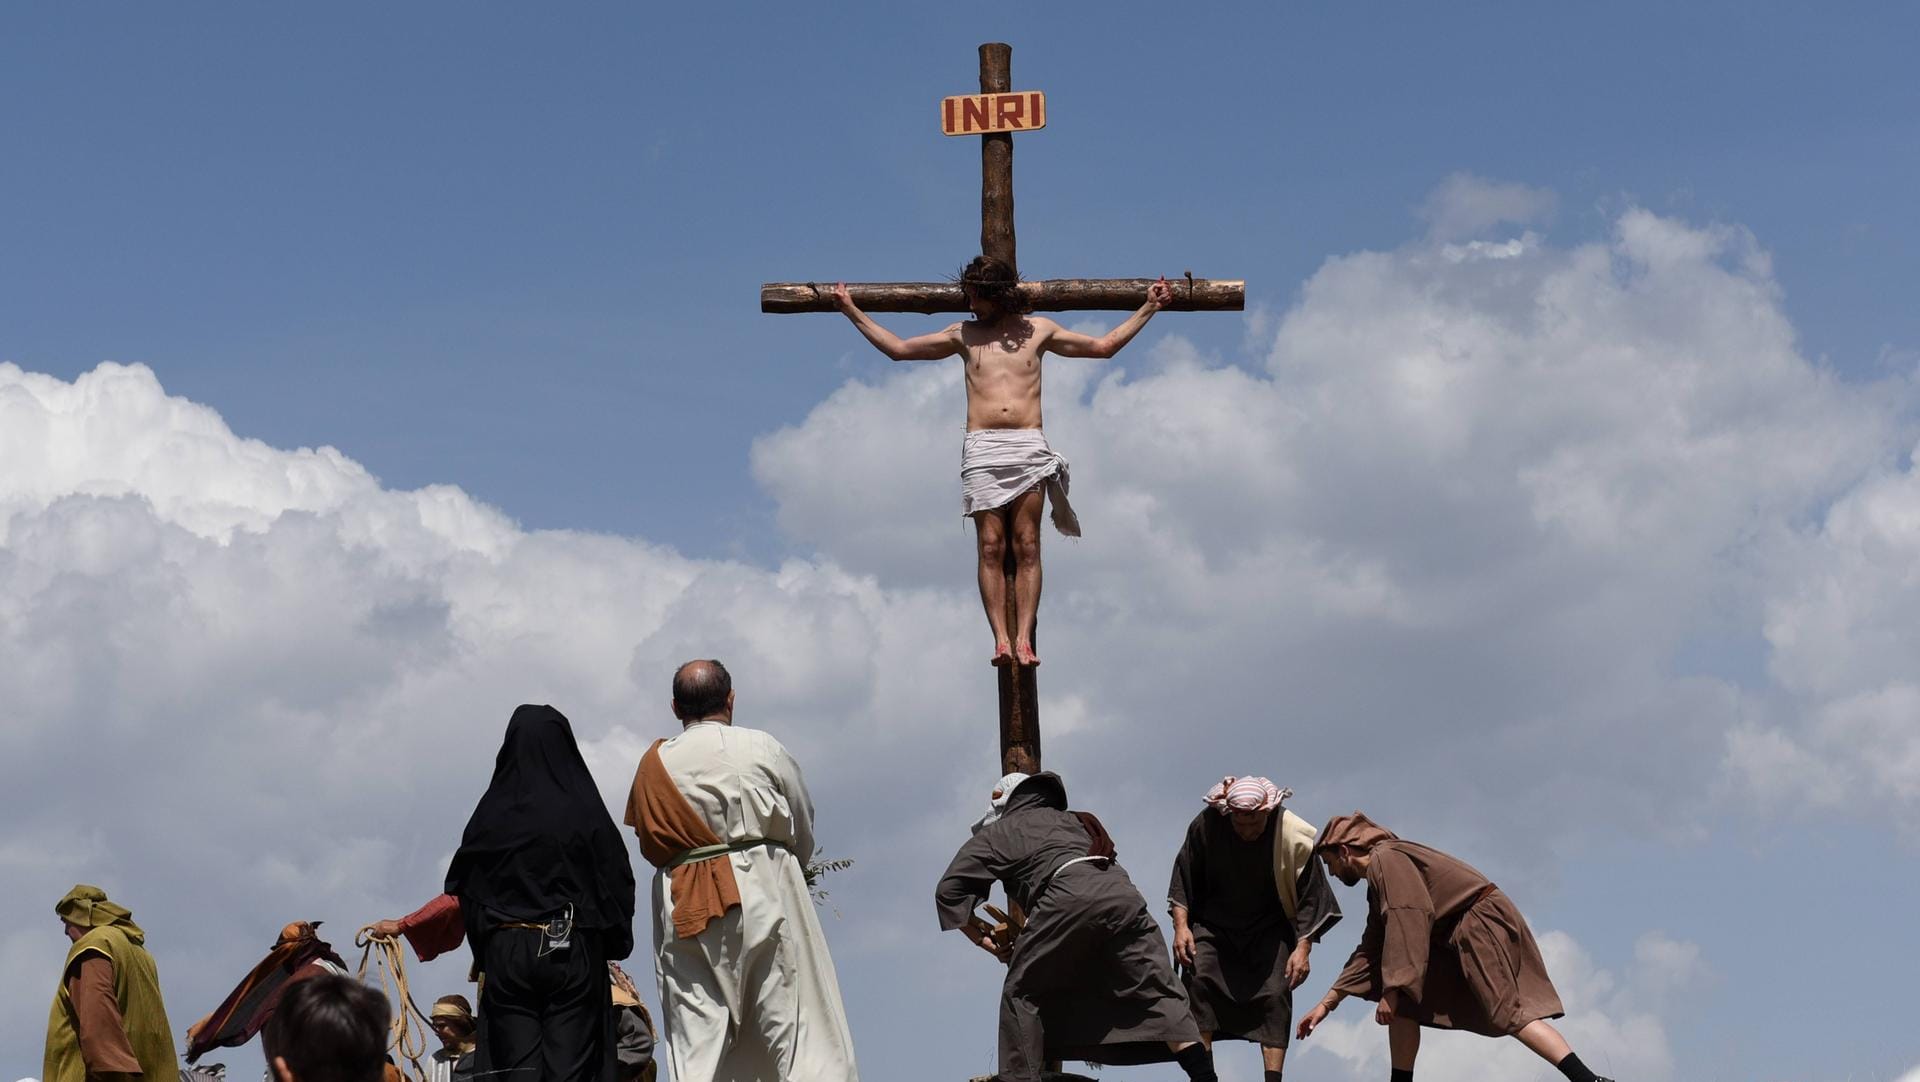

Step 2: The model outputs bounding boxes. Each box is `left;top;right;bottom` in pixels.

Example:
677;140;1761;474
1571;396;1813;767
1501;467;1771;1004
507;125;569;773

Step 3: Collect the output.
1146;276;1173;309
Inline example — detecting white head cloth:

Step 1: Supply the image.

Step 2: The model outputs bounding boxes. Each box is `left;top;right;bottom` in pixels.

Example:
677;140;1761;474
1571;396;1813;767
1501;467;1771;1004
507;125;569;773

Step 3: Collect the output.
970;771;1032;834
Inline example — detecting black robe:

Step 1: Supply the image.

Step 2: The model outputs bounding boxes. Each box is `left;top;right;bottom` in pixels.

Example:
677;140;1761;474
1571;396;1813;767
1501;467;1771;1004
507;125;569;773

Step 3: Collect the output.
1167;810;1341;1046
936;773;1200;1082
446;704;637;1082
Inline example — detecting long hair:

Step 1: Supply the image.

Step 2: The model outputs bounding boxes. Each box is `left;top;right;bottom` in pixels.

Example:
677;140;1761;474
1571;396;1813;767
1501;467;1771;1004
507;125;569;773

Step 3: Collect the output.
958;255;1027;314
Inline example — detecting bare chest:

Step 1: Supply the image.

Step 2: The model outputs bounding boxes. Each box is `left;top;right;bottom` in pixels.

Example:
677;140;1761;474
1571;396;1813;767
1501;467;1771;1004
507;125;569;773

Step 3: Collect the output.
960;323;1044;380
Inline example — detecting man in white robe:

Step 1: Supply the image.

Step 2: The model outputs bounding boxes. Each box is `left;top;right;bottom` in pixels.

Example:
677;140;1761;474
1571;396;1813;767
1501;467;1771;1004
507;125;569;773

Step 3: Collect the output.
624;659;859;1082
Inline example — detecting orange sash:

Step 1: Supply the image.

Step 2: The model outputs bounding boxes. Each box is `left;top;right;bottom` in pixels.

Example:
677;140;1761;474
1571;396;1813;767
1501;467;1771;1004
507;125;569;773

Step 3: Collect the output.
624;739;742;939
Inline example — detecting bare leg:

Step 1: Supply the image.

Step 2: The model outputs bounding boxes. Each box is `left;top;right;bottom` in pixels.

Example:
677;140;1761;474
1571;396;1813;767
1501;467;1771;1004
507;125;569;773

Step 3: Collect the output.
1261;1043;1285;1076
1008;486;1045;665
1388;1018;1420;1071
1513;1019;1574;1064
973;510;1013;665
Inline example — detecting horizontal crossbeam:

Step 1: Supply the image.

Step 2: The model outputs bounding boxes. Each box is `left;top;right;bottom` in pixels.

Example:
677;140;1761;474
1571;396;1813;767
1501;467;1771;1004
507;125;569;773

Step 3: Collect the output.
760;277;1245;314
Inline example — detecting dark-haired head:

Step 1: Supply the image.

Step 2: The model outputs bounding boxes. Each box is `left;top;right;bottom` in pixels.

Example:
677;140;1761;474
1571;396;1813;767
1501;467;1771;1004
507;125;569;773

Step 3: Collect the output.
672;659;733;723
262;974;389;1082
959;255;1026;318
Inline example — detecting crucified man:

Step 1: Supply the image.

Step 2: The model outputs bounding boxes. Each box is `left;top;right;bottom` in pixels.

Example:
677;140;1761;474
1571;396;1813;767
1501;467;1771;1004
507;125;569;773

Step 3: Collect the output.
834;256;1172;667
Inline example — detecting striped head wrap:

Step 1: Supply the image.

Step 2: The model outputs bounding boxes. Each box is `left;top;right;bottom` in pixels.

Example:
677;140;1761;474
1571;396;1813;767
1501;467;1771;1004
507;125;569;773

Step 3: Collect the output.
1203;776;1292;814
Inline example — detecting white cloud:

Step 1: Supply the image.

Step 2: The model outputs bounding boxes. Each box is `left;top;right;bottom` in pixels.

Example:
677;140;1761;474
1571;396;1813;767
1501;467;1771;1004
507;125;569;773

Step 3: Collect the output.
1419;173;1557;241
0;361;995;1075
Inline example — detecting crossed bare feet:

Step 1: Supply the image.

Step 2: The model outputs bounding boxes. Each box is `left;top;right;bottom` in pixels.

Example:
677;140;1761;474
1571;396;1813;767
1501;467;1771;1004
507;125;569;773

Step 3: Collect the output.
990;640;1041;667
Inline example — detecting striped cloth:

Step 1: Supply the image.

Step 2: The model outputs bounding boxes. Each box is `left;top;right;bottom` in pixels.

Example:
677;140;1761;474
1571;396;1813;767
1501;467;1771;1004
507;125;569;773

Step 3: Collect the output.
1203;776;1292;814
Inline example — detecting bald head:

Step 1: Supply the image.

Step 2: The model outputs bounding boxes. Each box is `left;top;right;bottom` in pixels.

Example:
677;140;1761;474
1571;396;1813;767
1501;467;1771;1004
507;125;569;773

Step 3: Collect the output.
672;659;734;723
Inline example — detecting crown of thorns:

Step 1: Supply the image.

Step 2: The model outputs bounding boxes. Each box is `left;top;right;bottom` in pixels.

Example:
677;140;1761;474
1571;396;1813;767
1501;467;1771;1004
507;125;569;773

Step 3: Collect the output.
956;258;1023;300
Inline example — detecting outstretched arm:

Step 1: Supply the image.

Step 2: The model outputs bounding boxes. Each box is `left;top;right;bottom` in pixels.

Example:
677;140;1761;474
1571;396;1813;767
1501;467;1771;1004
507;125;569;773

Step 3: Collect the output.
833;282;962;361
1043;277;1174;359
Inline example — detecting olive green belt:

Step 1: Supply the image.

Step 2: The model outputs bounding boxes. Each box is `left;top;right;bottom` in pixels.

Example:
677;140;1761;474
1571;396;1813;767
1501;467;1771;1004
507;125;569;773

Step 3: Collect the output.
667;838;788;868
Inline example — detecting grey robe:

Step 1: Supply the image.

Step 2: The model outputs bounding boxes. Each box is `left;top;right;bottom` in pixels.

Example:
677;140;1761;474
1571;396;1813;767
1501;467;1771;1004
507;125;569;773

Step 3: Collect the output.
1167;810;1341;1045
935;773;1200;1082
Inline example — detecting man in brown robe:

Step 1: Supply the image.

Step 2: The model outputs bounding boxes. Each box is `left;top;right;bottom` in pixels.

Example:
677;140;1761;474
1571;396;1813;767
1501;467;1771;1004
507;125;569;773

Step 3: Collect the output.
935;771;1216;1082
1295;813;1616;1082
1168;777;1340;1082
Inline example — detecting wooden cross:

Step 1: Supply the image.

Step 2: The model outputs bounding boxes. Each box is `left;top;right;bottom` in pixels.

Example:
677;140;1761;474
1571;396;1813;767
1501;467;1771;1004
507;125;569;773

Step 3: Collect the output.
761;43;1244;775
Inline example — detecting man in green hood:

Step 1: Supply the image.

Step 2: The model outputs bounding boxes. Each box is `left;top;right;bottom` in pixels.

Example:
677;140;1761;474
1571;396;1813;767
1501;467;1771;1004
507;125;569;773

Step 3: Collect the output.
44;884;179;1082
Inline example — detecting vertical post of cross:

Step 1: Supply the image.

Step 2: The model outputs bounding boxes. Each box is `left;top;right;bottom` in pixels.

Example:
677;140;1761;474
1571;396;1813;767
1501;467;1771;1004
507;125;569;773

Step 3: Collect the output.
976;42;1042;777
979;42;1016;271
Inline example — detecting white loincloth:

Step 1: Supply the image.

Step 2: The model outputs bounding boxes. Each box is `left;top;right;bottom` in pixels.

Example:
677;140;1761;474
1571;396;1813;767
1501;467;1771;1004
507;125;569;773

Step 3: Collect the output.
960;428;1081;537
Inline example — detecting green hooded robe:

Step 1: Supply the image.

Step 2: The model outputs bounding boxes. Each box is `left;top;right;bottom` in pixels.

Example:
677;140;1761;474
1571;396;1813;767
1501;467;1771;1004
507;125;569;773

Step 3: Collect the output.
44;885;178;1082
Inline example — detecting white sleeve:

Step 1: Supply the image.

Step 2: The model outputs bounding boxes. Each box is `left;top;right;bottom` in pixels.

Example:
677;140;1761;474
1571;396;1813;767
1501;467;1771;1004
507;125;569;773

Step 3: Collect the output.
767;736;817;867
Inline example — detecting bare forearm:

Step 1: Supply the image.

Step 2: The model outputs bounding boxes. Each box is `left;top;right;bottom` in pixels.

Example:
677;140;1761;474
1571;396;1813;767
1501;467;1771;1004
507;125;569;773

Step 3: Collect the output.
1170;904;1191;932
1095;302;1159;356
841;308;910;359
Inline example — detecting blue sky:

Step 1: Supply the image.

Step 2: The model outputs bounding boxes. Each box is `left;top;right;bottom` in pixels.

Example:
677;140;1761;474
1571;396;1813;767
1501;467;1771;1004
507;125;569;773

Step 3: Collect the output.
7;3;1917;550
4;6;1919;1082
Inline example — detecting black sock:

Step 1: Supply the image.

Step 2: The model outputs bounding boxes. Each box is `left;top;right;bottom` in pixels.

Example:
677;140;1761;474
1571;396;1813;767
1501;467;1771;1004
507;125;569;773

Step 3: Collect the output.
1390;1070;1414;1082
1263;1072;1284;1082
1556;1053;1599;1082
1174;1043;1217;1082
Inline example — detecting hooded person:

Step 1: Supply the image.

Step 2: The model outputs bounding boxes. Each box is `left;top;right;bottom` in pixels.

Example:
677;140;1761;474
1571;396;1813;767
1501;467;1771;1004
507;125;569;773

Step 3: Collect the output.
44;885;179;1082
185;921;350;1063
935;772;1216;1082
1296;812;1616;1082
368;704;638;1082
1167;777;1341;1082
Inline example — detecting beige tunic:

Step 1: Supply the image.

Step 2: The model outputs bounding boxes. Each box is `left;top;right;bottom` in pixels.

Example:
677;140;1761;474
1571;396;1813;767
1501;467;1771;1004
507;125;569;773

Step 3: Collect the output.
1330;841;1563;1036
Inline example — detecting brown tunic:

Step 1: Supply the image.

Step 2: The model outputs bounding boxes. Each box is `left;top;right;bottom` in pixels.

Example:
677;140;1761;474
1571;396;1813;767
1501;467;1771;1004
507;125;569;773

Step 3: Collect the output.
69;956;143;1074
1329;840;1564;1036
1168;810;1341;1046
623;738;741;940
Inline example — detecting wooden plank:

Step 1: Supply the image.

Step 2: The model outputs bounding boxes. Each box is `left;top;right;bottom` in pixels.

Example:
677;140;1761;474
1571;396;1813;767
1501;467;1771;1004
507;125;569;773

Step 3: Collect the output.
941;91;1047;136
760;278;1246;314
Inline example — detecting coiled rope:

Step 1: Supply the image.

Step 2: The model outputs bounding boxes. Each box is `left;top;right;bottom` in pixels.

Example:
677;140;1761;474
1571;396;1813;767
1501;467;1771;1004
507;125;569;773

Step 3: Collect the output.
356;926;434;1082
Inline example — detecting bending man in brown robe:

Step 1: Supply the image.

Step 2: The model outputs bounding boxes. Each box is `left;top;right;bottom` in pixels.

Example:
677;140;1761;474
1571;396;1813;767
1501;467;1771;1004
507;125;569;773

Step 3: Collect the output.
1295;813;1616;1082
935;771;1216;1082
1168;777;1340;1082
